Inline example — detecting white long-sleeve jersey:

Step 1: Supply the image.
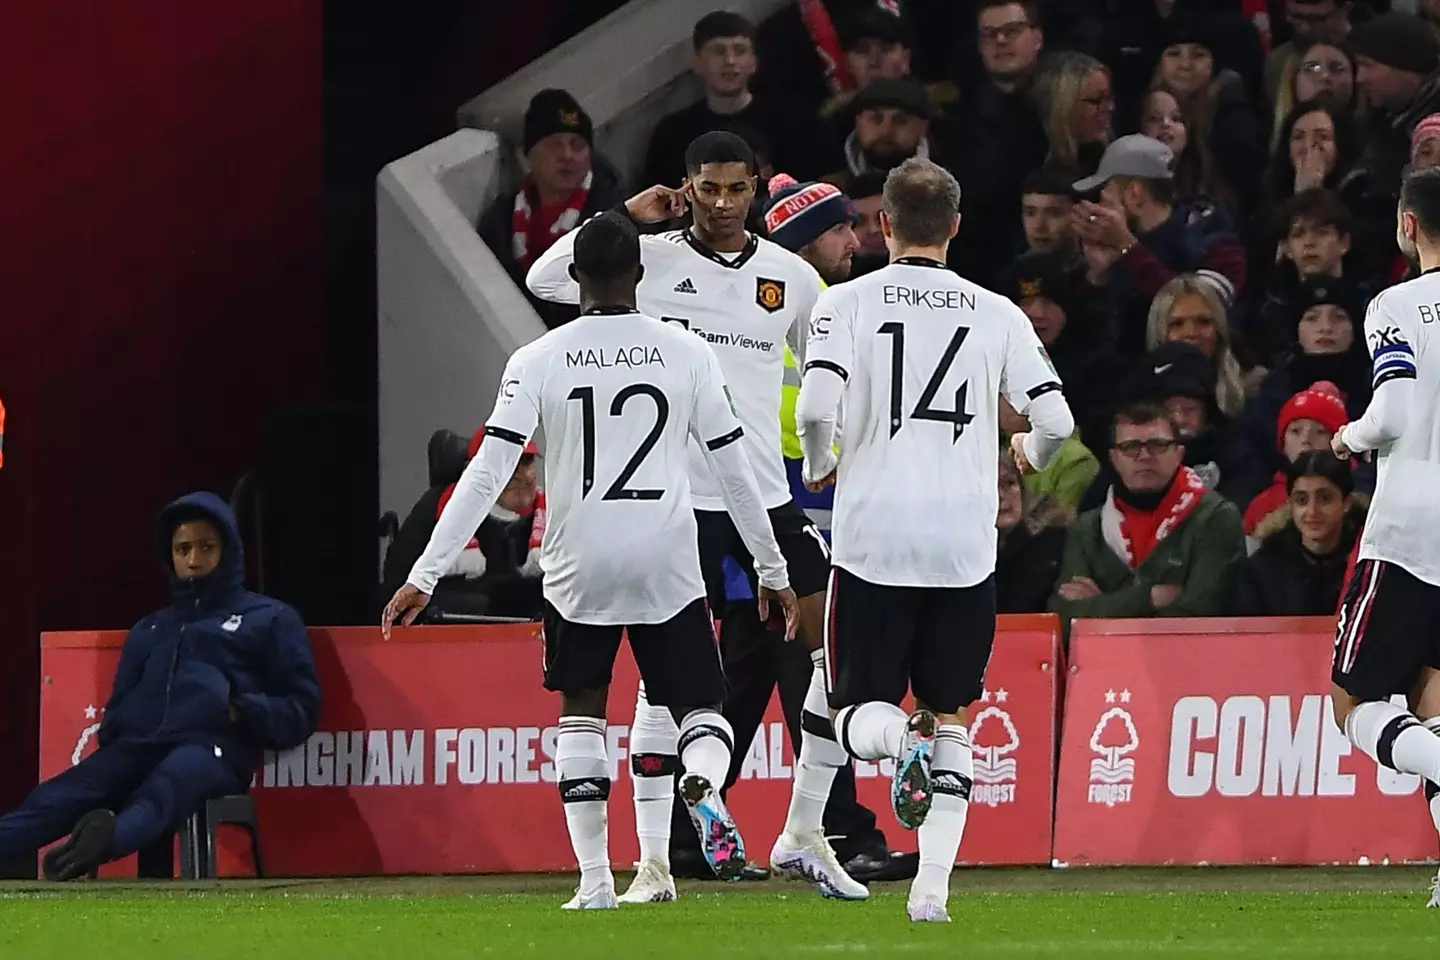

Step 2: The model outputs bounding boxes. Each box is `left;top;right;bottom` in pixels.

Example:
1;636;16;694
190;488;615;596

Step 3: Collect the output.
1341;276;1440;585
796;257;1074;587
527;219;823;511
407;309;789;624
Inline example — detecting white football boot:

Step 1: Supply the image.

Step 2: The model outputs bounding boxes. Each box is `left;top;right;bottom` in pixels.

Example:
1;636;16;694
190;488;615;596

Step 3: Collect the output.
617;860;677;904
907;894;952;923
561;881;618;911
1427;868;1440;908
769;831;870;900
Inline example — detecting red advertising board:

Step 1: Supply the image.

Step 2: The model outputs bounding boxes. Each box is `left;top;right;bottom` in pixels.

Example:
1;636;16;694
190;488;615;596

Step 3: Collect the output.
38;615;1060;877
1053;617;1438;866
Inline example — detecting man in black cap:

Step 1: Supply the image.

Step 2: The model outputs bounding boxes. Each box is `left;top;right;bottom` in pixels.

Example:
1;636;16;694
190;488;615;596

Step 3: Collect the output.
822;76;937;187
478;88;623;329
1353;12;1440;115
817;7;958;123
1351;13;1440;203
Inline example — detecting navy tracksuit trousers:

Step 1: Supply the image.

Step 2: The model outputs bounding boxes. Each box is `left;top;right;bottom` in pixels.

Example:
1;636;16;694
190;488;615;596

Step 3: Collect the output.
0;740;246;865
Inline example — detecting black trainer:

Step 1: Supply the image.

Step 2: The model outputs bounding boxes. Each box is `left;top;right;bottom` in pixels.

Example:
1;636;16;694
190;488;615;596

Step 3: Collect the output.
42;809;116;882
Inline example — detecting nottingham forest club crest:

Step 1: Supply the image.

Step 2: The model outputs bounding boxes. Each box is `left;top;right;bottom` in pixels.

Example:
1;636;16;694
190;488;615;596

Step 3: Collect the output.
969;688;1020;807
756;278;786;314
1088;689;1139;807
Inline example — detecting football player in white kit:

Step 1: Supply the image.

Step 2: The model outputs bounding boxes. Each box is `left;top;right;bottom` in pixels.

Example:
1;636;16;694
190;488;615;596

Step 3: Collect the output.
383;212;800;909
794;158;1075;921
1327;167;1440;907
528;132;869;902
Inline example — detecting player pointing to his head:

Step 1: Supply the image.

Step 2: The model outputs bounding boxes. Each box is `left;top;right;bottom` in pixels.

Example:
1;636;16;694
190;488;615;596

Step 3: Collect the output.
528;133;868;903
795;157;1075;922
386;212;798;909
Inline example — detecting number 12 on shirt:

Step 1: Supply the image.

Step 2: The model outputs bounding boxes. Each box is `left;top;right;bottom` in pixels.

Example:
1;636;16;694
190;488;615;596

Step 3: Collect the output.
567;384;669;501
878;322;975;442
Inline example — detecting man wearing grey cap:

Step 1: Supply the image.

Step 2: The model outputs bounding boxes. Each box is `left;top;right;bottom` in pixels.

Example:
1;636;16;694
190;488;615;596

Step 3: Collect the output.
1071;134;1246;358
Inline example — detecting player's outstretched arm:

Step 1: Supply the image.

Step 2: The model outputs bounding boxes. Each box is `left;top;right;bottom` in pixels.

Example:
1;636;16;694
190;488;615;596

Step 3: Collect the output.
383;353;540;638
1337;296;1416;455
524;218;584;304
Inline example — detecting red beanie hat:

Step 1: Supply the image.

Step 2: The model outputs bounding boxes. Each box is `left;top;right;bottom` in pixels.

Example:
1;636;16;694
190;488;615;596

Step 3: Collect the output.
1276;381;1348;450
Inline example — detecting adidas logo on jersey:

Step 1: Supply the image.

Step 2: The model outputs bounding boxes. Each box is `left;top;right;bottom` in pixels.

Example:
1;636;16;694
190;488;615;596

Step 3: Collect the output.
674;278;698;294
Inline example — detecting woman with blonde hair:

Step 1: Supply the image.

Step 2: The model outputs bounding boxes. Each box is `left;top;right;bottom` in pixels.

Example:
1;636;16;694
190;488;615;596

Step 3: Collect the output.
1036;52;1113;176
1270;40;1359;154
1145;275;1247;417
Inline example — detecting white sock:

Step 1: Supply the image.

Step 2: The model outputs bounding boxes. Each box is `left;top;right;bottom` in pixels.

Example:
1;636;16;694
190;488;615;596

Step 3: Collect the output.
912;724;972;904
628;684;679;870
677;709;734;789
556;716;612;891
782;653;847;838
1424;718;1440;838
833;701;908;762
1345;700;1440;782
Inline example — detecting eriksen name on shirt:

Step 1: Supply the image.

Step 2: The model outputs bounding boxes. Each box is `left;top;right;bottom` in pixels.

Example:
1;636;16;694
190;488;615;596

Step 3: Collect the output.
564;345;666;369
882;286;977;311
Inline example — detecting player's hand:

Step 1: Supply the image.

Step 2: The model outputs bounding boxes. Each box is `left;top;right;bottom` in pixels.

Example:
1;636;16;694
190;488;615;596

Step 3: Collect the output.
758;586;801;641
381;584;431;640
1150;583;1183;609
1010;432;1034;475
1331;426;1351;460
1057;576;1102;601
625;185;688;224
805;468;837;493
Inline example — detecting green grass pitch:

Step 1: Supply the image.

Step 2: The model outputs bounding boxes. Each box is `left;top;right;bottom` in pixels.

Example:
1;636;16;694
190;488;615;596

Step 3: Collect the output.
2;868;1438;958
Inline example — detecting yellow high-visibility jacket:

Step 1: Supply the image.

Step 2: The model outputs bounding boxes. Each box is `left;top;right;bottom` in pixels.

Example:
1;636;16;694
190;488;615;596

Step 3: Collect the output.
780;280;827;460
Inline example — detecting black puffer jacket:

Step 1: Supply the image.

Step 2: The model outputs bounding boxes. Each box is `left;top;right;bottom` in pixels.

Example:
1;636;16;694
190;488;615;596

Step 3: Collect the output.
1233;516;1362;617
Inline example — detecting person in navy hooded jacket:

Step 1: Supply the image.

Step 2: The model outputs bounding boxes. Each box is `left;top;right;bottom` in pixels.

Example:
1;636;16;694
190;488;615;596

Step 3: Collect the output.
0;492;321;880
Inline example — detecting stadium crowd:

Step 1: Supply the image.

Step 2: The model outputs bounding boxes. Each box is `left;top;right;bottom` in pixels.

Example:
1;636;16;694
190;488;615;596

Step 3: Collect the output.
437;0;1432;634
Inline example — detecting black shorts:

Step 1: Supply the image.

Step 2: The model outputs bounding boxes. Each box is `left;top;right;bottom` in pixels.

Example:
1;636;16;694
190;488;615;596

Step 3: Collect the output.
695;500;831;612
823;566;996;715
541;598;725;708
1333;559;1440;701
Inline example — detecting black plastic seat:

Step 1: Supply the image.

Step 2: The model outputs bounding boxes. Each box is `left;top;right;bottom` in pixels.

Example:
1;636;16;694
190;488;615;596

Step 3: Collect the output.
178;794;266;879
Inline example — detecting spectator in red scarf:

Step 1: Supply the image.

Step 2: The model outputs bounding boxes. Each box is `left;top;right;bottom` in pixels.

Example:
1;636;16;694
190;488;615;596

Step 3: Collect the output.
1050;401;1246;634
381;427;546;621
479;89;624;329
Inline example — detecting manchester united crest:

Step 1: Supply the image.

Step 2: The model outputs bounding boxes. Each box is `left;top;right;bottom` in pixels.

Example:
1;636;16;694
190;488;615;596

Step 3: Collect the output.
756;278;786;313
